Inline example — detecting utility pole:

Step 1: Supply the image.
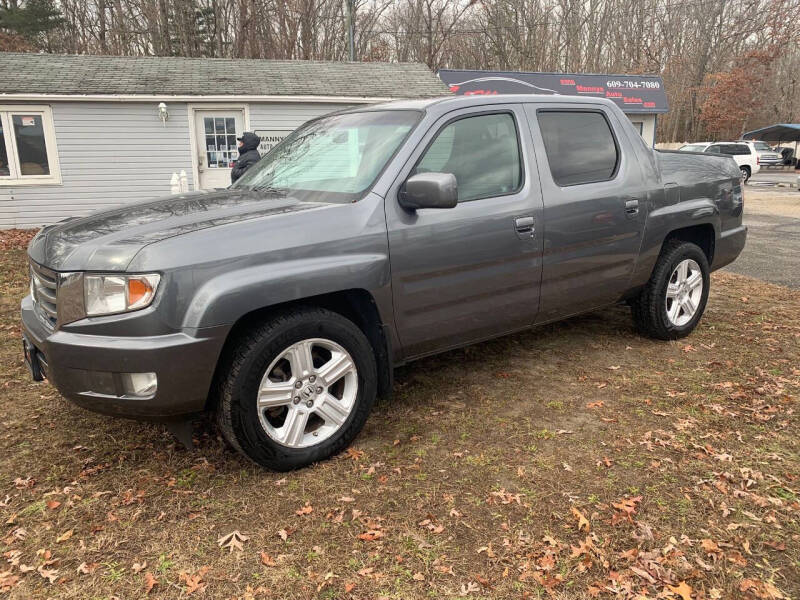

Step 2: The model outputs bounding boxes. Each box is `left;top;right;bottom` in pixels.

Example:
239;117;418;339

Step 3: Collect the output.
345;0;355;61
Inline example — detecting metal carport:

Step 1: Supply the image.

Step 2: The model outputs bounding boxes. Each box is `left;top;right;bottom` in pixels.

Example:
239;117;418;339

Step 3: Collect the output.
742;124;800;166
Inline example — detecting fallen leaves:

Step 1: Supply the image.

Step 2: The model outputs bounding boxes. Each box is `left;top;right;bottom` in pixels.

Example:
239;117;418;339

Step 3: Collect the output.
570;507;591;532
295;502;313;516
740;578;786;599
668;580;693;600
55;529;74;543
357;529;384;541
144;571;158;594
259;552;276;567
179;566;209;595
217;530;249;553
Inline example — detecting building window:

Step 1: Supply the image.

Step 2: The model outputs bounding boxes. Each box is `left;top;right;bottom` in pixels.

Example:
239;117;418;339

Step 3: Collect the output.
0;106;61;185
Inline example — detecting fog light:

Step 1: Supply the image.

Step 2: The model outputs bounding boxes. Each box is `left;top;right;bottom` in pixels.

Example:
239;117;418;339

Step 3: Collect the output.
120;372;157;397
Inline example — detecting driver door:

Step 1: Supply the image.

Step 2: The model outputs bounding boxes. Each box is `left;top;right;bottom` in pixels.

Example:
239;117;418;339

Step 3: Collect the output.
385;105;544;359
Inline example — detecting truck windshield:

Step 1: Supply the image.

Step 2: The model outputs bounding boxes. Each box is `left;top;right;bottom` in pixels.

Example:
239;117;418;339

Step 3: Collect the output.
232;110;421;202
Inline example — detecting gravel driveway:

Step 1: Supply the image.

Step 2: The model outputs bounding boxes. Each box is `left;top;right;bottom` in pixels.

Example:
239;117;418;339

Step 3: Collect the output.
723;189;800;288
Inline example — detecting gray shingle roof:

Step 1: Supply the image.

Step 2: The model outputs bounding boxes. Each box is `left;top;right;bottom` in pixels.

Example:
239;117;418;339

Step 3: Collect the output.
0;52;450;99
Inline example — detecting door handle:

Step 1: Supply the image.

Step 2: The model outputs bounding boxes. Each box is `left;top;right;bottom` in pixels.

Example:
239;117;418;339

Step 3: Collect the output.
624;198;639;217
514;216;535;237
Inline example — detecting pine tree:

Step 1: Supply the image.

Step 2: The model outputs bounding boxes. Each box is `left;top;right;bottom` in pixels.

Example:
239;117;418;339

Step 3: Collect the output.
0;0;64;45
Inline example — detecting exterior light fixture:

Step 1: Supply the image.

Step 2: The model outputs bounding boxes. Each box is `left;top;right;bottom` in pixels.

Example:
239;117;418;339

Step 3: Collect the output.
157;102;169;125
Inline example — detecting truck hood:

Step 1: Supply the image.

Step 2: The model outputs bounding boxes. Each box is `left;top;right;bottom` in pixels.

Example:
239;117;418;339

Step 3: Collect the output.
28;188;331;271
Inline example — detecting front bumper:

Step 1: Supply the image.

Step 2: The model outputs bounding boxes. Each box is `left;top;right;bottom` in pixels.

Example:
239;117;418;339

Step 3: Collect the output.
21;295;229;420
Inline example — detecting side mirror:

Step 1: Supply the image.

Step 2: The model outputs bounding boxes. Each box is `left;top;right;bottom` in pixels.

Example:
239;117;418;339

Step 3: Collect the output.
399;172;458;210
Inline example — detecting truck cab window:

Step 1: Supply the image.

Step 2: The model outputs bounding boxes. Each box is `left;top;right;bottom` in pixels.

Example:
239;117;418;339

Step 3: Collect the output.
536;111;619;186
414;113;522;202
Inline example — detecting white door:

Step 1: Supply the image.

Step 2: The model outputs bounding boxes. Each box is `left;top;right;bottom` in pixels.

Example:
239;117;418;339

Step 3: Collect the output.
194;109;244;189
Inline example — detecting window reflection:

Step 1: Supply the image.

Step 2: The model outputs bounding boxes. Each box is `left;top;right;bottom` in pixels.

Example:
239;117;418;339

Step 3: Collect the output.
13;115;50;176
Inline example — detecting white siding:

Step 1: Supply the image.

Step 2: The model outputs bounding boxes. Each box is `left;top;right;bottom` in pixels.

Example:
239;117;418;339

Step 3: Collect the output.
0;100;355;229
0;102;194;229
626;114;657;147
248;102;352;132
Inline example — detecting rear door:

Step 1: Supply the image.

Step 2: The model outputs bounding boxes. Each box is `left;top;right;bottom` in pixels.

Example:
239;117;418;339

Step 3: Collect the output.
385;104;544;359
523;103;648;322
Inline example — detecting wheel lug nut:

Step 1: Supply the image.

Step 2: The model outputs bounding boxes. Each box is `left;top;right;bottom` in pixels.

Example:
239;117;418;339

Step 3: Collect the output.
293;396;300;404
306;400;313;408
309;375;316;383
316;386;323;393
294;381;302;389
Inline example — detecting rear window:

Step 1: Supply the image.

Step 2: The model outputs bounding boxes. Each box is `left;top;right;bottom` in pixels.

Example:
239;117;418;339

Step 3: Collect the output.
723;144;751;155
753;141;771;151
706;144;751;155
537;111;619;186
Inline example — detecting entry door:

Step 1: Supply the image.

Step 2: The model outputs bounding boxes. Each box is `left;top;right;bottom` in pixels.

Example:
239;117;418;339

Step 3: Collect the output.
385;105;544;359
194;110;245;189
524;104;648;322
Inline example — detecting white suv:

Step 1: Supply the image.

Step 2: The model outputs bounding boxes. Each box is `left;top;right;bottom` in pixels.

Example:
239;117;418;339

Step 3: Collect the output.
739;140;782;167
679;142;760;182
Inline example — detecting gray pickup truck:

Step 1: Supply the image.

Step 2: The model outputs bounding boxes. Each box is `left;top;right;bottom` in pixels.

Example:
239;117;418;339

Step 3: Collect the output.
22;95;746;470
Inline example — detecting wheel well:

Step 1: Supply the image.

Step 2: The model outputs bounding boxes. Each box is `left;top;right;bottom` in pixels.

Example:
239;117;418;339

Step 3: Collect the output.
207;290;393;410
663;224;715;264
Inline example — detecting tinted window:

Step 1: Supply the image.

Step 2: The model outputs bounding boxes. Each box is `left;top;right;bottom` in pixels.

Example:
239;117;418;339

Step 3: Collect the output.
537;111;618;186
711;144;750;155
726;144;751;155
414;113;522;202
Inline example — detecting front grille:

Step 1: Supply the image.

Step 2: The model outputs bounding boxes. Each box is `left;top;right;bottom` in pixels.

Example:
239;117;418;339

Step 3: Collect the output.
30;260;58;329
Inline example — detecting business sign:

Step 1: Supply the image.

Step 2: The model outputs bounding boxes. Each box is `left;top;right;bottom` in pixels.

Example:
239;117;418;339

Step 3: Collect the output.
254;130;291;154
437;70;668;114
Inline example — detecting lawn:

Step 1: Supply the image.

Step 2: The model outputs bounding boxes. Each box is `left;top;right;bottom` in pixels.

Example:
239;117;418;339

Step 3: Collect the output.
0;233;798;599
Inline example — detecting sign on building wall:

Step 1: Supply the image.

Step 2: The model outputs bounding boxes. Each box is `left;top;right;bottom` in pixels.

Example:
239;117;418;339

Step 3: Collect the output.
255;130;291;155
437;70;668;114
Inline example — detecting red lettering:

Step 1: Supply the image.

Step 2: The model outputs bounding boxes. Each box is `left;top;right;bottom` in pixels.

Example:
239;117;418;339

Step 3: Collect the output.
606;91;622;98
560;79;576;85
576;85;604;94
449;85;460;93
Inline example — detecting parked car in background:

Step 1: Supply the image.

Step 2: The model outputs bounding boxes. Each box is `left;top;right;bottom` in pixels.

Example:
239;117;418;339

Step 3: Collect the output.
22;95;746;470
739;140;783;167
678;142;759;182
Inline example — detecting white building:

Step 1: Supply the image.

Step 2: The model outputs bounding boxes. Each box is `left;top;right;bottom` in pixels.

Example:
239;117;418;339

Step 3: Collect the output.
0;53;448;229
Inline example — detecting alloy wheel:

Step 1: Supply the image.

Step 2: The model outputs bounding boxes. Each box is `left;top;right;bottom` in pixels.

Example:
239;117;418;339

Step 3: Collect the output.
256;338;357;448
665;258;703;327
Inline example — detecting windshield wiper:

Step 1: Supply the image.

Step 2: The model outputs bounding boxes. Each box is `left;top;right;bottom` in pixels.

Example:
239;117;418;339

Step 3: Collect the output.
251;185;289;196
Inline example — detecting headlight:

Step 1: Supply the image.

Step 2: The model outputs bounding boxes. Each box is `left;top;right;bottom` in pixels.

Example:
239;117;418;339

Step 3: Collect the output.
84;274;160;316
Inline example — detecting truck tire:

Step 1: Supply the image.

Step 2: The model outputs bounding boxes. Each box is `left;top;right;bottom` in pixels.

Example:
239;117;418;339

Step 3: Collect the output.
740;166;750;183
631;240;710;340
216;307;377;471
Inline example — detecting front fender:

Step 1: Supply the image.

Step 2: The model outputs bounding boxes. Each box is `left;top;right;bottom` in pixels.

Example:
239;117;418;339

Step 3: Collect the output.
183;253;391;329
